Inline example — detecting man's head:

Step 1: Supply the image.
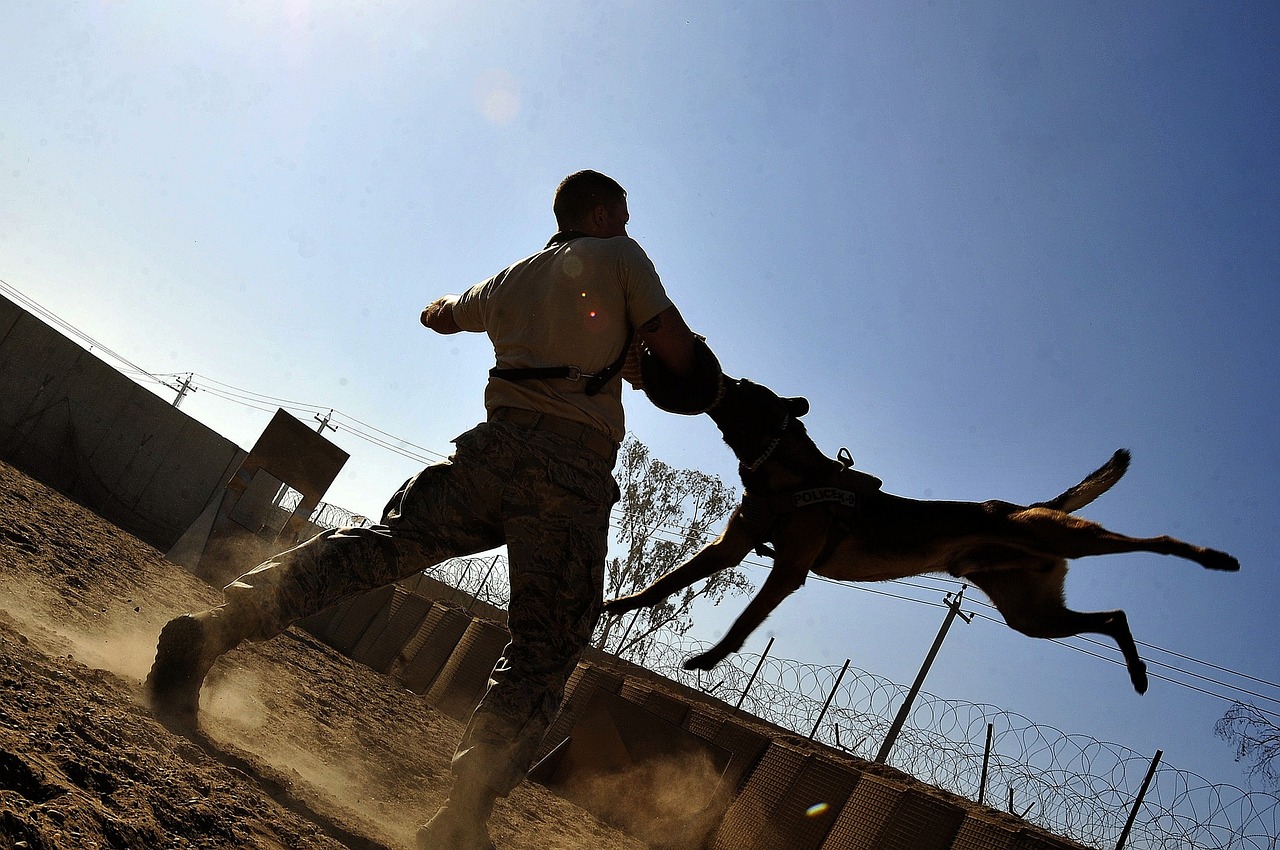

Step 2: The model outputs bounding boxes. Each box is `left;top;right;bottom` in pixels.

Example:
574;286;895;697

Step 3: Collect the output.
554;170;629;237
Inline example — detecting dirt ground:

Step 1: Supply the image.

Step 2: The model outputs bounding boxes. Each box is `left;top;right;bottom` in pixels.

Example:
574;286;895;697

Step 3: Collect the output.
0;459;648;850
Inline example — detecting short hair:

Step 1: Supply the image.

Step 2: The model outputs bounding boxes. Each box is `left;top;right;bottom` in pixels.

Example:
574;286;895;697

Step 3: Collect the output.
553;170;627;228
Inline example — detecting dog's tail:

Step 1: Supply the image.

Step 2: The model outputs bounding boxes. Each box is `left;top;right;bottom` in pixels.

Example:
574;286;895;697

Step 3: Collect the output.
1034;449;1131;513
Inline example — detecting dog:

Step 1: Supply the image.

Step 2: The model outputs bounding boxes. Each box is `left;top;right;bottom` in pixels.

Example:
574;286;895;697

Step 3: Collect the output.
604;376;1239;693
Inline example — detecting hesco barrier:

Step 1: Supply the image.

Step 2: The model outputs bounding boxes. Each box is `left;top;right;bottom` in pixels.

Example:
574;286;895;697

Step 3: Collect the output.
620;678;691;726
424;615;511;720
682;706;771;802
822;772;965;850
297;581;1094;850
300;583;397;655
388;601;473;694
534;663;626;767
711;738;862;850
527;663;738;850
350;586;435;674
952;813;1022;850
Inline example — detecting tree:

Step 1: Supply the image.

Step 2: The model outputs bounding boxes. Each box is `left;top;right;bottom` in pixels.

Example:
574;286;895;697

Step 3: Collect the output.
594;434;753;662
1216;702;1280;789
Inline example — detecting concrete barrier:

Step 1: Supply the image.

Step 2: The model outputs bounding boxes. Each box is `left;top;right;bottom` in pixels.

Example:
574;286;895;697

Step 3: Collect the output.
0;295;243;550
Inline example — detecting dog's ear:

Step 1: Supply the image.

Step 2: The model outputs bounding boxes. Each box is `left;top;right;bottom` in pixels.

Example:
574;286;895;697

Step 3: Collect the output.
787;397;810;417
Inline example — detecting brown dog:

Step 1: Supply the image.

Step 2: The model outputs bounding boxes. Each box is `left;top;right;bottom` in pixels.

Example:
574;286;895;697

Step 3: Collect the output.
605;377;1239;693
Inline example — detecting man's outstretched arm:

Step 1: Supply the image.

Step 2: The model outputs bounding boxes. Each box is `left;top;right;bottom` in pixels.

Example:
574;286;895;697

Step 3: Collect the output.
421;295;463;335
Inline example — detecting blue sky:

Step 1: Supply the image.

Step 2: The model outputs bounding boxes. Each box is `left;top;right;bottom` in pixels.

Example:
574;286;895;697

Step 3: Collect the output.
2;1;1277;792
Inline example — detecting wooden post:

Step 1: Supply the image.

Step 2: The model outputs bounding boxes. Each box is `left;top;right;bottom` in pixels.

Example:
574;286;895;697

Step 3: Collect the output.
875;587;970;764
170;372;195;407
809;659;851;740
1116;750;1162;850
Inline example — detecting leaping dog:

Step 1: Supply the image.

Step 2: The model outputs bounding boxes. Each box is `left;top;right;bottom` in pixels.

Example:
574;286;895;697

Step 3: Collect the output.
605;377;1239;693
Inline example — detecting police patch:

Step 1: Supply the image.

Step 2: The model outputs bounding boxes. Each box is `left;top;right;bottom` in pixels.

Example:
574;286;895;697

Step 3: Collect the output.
793;487;858;509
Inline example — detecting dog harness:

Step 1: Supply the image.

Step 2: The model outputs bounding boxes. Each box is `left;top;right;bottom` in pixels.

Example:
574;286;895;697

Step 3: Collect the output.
740;447;882;559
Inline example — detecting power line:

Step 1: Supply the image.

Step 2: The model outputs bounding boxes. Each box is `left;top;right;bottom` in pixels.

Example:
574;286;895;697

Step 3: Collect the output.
5;280;1275;717
185;367;1280;707
1;279;145;374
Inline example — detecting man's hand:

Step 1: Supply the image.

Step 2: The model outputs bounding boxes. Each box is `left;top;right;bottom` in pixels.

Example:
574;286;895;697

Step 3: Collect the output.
421;295;462;335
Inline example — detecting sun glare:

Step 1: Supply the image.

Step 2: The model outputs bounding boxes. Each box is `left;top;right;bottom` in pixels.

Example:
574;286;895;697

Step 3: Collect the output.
474;68;520;124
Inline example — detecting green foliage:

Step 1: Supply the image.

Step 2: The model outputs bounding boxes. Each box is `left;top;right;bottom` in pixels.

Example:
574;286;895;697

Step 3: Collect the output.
595;434;753;662
1216;702;1280;790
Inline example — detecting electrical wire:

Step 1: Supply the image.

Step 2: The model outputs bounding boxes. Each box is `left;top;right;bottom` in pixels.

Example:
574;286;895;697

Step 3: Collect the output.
5;280;1277;719
111;373;1280;712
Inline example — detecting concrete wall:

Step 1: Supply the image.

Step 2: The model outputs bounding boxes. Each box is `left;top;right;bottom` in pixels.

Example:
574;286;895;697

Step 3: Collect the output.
0;294;244;551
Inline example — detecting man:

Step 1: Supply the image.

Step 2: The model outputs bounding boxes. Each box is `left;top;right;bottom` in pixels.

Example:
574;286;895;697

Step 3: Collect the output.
145;170;706;850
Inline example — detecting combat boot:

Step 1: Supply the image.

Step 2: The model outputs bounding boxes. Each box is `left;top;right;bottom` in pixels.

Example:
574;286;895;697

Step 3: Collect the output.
416;774;499;850
144;605;246;727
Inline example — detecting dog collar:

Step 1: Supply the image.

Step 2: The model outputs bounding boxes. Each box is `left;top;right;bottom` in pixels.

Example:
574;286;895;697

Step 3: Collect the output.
741;414;790;472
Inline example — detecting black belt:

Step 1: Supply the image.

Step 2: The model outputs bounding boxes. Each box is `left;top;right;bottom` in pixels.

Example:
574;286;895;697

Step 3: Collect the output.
489;407;616;460
489;329;635;396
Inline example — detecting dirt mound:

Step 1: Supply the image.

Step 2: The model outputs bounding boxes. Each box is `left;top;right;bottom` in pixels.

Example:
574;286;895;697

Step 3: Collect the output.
0;460;644;850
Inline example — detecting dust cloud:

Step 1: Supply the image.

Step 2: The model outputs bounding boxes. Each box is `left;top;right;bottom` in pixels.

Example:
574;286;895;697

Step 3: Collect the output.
0;571;180;683
564;748;726;849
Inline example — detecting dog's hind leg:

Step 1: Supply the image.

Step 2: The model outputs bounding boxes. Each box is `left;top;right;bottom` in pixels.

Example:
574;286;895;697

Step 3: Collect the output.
603;509;758;616
968;565;1150;694
1010;510;1239;573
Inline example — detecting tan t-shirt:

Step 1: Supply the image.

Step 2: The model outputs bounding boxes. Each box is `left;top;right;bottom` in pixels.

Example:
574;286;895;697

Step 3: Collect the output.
452;235;674;443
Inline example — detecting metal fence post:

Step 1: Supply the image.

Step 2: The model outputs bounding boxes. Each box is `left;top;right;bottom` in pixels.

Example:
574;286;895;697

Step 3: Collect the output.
979;723;993;805
809;658;851;740
735;636;775;711
1116;750;1162;850
466;554;501;612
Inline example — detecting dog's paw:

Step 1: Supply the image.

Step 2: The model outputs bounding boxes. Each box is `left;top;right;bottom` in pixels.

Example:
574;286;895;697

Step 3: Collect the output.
1200;549;1240;572
1130;660;1149;695
683;651;724;671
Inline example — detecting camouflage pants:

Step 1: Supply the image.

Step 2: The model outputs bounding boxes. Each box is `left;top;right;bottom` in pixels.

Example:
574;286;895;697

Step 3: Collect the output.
222;418;618;795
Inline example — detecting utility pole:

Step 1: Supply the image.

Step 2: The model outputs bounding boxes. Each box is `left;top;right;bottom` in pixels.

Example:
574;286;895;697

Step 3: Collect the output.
314;409;337;435
875;586;972;764
170;373;195;408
